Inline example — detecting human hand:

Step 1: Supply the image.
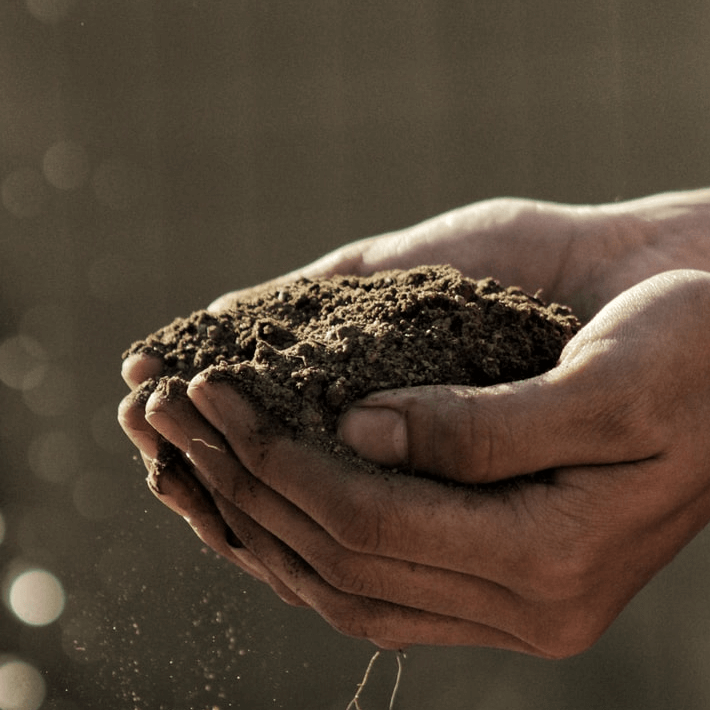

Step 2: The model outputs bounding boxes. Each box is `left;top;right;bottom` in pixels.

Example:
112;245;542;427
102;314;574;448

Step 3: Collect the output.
117;376;309;608
120;187;710;392
120;193;598;568
138;269;710;657
118;188;710;651
207;187;710;322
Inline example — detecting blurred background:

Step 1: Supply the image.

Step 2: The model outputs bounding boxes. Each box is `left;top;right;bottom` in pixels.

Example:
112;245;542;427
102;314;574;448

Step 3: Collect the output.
1;0;710;708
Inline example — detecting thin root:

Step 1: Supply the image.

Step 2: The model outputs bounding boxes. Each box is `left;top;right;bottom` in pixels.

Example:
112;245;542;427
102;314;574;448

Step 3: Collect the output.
390;652;404;710
345;650;405;710
190;437;226;452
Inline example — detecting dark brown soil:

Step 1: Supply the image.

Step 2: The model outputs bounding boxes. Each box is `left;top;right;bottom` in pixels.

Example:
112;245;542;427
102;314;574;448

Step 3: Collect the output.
125;265;579;461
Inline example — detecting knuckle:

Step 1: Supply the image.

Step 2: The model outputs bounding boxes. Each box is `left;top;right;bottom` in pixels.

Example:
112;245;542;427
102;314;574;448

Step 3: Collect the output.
532;609;607;659
302;567;392;641
404;386;518;482
515;554;609;658
329;614;370;640
324;491;389;555
321;555;382;599
322;555;367;595
454;395;514;481
517;532;596;603
595;390;662;455
534;555;590;601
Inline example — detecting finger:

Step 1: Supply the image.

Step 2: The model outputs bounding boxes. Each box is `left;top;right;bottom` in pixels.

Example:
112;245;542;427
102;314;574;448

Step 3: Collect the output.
187;377;537;576
337;346;661;485
118;388;162;460
144;445;236;558
143;452;294;596
143;386;308;607
210;490;542;654
228;542;310;608
337;380;579;482
121;352;164;389
340;273;709;483
148;456;309;611
162;395;539;639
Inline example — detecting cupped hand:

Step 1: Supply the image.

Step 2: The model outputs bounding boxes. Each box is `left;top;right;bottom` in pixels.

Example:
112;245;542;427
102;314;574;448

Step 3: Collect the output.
143;269;710;657
206;188;710;321
121;187;710;391
118;188;710;653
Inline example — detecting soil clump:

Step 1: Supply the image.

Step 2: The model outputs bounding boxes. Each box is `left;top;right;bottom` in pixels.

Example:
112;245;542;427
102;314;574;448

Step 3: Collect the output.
125;265;579;467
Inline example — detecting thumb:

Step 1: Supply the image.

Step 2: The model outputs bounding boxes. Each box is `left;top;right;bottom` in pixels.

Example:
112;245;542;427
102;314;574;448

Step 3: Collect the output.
338;344;661;485
338;380;572;483
338;272;708;483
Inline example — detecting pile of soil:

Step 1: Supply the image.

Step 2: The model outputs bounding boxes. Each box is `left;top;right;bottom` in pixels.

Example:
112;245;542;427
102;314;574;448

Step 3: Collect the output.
125;265;579;462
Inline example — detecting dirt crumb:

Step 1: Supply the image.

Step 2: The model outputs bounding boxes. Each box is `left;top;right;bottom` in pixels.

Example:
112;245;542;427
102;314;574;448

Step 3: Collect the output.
124;266;579;464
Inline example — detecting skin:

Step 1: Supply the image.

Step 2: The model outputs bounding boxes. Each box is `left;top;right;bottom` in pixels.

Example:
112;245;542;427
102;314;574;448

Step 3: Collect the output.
119;188;710;657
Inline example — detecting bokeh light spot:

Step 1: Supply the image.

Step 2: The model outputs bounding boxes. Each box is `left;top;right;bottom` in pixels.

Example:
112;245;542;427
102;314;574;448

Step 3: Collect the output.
0;336;48;391
9;569;66;627
22;364;75;417
25;0;76;24
0;658;46;710
43;140;89;191
28;430;79;483
1;168;50;219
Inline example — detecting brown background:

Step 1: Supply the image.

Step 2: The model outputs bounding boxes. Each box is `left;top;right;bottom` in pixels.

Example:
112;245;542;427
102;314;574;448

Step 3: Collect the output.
1;1;710;708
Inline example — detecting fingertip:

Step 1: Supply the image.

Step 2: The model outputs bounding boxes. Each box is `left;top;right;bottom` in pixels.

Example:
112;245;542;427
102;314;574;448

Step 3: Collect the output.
187;373;257;439
122;352;163;389
185;367;211;396
117;391;136;429
338;406;408;467
117;391;162;459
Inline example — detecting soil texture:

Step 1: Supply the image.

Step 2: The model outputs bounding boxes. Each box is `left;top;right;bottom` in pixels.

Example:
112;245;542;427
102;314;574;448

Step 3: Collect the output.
125;265;579;465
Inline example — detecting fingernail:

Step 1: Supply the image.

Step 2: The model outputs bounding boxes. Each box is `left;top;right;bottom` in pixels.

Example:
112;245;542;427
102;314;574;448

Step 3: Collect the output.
338;407;408;466
187;374;227;433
